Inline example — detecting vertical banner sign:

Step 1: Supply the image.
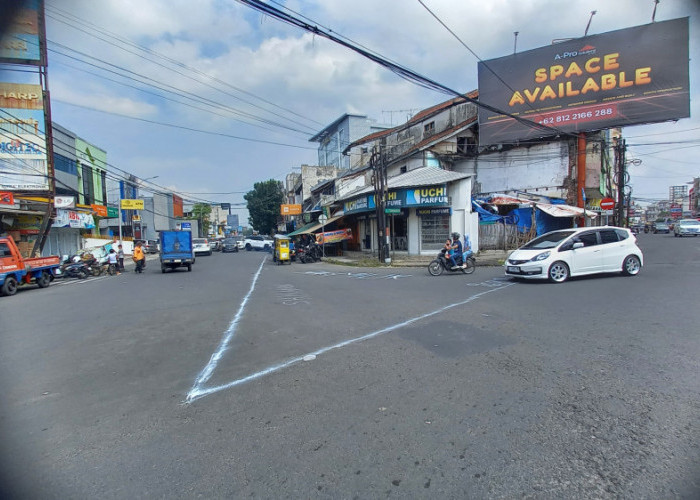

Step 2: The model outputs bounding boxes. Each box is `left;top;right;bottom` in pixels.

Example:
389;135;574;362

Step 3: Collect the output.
0;82;49;190
478;18;690;145
0;0;42;65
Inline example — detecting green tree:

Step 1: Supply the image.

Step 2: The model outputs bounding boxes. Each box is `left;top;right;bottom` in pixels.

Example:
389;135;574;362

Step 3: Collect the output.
244;179;284;234
191;203;212;236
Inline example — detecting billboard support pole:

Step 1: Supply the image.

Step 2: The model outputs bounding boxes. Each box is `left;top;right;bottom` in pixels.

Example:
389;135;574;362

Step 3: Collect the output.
577;133;587;227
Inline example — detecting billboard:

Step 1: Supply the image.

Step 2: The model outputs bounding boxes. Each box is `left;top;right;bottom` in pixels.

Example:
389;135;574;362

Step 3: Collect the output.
172;194;184;217
0;82;49;190
478;18;690;145
0;0;42;65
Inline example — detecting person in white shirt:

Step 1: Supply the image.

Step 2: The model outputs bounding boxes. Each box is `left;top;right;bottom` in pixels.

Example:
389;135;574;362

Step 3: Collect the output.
107;249;120;275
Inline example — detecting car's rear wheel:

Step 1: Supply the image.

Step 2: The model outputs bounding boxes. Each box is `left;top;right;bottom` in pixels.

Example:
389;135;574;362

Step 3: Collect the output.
621;255;641;276
548;261;569;283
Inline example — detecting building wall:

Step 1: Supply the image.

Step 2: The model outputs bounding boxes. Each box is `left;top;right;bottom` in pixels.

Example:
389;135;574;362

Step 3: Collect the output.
458;141;570;198
152;192;172;232
75;137;107;205
52;123;79;197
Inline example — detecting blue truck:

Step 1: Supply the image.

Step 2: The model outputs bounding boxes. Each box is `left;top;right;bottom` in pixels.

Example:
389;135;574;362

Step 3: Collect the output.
159;231;194;273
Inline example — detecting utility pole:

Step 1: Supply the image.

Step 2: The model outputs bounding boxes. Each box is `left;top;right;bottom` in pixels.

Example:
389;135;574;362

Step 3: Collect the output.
615;138;628;227
370;146;390;264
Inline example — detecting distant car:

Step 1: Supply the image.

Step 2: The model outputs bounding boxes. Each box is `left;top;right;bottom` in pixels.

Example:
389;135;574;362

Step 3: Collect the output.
674;219;700;237
209;239;222;252
221;238;239;253
652;222;670;234
142;239;160;254
244;235;272;251
234;236;245;250
193;238;212;256
505;226;643;283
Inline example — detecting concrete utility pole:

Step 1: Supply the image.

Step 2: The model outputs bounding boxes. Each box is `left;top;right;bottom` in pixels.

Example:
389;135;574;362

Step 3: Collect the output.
370;146;390;264
615;138;628;227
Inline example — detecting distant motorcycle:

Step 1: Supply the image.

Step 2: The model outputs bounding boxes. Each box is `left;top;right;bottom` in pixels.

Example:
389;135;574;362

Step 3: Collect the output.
428;250;476;276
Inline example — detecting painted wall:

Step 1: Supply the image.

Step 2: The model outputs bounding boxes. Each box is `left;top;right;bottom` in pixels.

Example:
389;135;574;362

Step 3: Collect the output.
75;136;107;205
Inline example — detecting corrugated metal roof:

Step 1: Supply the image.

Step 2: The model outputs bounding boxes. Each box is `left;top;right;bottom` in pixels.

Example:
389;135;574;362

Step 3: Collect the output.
337;166;471;201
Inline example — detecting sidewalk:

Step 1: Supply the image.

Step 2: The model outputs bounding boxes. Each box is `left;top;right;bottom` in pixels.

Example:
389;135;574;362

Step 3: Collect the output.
323;249;509;268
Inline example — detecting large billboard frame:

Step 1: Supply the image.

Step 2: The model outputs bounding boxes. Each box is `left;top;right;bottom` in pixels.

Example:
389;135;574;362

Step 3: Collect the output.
477;17;690;145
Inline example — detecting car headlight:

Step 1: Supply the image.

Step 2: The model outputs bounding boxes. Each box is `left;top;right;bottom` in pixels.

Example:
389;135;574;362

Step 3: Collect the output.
531;251;550;262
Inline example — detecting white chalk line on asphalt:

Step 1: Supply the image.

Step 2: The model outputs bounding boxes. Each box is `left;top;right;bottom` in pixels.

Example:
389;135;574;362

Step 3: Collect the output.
187;257;267;399
185;280;514;403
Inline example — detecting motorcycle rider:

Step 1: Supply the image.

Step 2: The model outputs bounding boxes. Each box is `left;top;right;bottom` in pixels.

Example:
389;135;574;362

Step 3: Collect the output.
448;232;462;270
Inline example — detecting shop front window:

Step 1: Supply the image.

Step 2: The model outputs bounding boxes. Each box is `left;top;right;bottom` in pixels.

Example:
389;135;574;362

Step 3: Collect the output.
420;215;449;251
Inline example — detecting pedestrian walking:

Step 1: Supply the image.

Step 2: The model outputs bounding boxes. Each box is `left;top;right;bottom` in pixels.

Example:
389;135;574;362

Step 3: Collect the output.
117;244;124;271
133;241;145;273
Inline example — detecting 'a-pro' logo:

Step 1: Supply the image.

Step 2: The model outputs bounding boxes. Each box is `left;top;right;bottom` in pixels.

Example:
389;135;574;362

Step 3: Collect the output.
554;44;597;60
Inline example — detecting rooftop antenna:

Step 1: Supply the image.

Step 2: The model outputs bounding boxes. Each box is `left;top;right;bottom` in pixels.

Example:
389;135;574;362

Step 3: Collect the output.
513;31;519;55
651;0;660;22
584;10;597;36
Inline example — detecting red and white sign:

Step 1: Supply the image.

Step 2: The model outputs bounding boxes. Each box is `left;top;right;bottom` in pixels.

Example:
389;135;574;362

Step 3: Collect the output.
600;198;615;210
0;191;14;205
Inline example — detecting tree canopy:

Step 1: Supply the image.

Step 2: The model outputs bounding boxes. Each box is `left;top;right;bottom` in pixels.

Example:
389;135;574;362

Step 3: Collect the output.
244;179;284;234
191;203;212;236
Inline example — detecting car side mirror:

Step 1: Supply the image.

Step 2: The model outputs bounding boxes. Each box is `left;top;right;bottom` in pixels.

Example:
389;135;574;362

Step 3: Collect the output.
572;242;584;249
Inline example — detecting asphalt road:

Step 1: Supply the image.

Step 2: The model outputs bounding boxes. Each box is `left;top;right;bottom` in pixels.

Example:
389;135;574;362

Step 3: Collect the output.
1;234;699;498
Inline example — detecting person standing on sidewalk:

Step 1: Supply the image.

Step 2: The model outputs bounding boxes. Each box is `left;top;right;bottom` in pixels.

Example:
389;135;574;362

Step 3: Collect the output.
117;244;125;272
133;241;145;273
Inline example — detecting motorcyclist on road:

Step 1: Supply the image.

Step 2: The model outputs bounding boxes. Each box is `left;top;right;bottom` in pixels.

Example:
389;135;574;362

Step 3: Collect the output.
449;232;462;269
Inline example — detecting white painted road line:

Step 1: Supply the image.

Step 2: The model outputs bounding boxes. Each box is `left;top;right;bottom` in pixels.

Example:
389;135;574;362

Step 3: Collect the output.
187;257;267;399
186;281;515;403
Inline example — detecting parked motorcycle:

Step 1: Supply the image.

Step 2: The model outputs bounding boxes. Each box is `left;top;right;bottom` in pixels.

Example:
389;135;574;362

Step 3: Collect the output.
428;250;476;276
297;242;322;263
56;257;90;279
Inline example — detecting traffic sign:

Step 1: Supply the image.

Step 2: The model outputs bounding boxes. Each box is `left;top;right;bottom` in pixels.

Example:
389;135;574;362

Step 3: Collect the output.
600;198;615;210
318;214;328;225
385;208;401;214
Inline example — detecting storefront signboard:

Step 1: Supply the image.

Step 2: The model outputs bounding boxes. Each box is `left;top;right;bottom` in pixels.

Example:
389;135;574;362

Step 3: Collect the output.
345;185;449;214
416;207;452;216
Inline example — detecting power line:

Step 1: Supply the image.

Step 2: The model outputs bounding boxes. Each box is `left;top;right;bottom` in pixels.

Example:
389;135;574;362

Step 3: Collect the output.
235;0;573;140
45;4;325;130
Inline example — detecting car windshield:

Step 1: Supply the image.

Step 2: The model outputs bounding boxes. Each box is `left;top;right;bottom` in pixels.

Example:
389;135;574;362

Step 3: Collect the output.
193;239;206;244
521;230;576;249
680;220;700;226
223;239;234;244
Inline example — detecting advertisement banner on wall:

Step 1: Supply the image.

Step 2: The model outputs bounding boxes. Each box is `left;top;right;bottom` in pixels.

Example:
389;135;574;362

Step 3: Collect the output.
316;228;353;244
54;209;95;229
172;194;184;217
478;18;690;145
0;83;49;191
0;0;42;65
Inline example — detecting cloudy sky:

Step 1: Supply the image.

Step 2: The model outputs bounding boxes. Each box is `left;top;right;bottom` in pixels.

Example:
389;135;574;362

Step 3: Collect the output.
14;0;700;214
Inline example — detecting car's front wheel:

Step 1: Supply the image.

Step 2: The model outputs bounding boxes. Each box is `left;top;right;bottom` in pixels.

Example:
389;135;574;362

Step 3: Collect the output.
621;255;641;276
548;261;570;283
246;244;252;251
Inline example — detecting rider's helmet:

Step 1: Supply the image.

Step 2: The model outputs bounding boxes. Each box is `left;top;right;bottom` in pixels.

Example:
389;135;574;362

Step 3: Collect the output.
451;232;461;241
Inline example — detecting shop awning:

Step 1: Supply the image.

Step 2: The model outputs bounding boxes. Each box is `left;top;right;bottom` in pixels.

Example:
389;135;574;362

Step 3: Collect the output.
291;214;344;235
287;221;319;237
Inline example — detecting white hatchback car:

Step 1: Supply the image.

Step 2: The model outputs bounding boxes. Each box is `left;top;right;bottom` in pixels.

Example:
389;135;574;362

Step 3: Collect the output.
505;226;643;283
